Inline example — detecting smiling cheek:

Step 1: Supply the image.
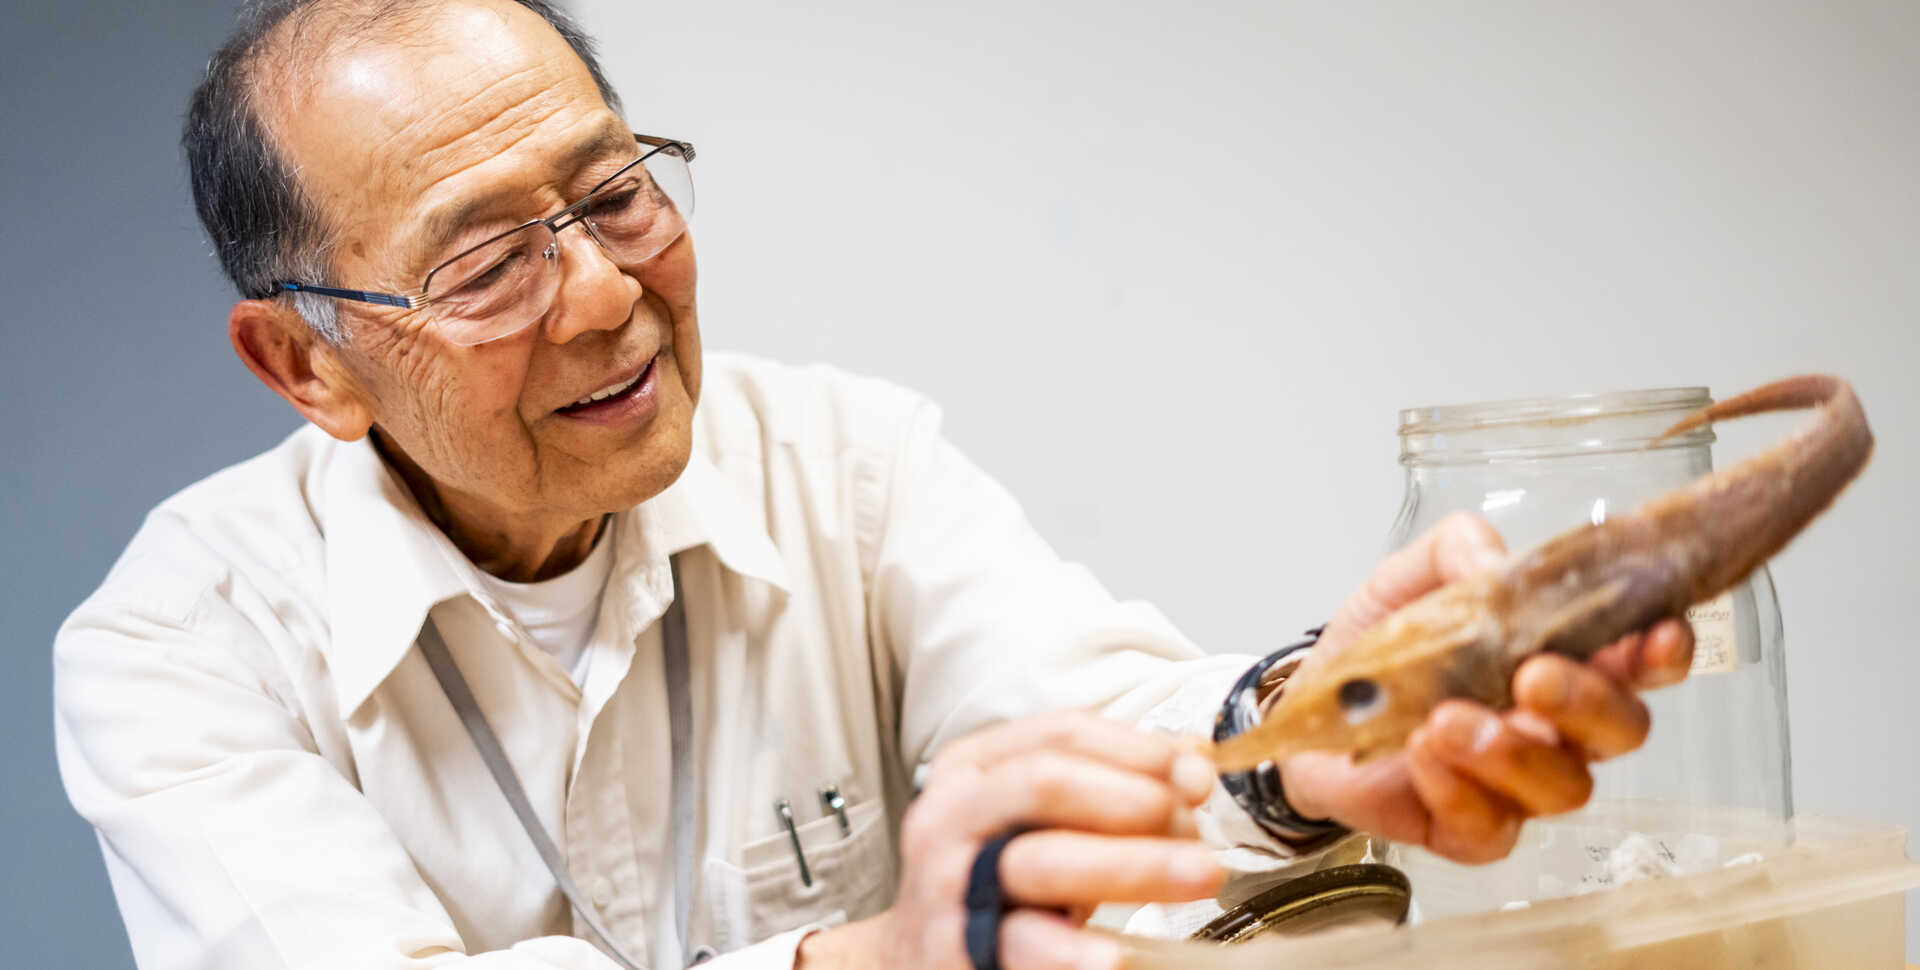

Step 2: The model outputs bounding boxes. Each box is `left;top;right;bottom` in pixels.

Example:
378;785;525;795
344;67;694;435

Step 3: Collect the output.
451;349;543;480
640;237;701;405
372;333;543;499
670;310;702;409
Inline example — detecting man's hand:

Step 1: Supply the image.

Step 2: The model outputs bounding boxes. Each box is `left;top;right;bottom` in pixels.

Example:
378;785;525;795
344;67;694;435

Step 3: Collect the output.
1281;512;1696;864
796;714;1224;970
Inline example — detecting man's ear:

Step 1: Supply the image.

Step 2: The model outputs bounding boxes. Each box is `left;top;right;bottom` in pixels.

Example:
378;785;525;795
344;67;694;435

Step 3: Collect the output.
229;299;375;442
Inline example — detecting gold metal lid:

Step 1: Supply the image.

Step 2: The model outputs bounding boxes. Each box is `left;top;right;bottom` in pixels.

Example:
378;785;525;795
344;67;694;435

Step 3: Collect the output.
1189;864;1412;944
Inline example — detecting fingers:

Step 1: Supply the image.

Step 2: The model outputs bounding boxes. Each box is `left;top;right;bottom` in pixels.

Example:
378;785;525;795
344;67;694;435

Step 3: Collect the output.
918;715;1214;847
1325;512;1507;648
1406;726;1523;864
1289;709;1578;866
1588;618;1696;690
931;712;1212;802
999;833;1224;905
1423;701;1592;817
987;753;1197;836
999;909;1123;970
1281;745;1525;866
1278;750;1430;845
916;749;1199;842
904;716;1225;970
1513;653;1651;760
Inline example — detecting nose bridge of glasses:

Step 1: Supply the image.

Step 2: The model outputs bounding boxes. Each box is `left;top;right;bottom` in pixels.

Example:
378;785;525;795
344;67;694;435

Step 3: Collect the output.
543;214;614;275
531;214;640;317
548;207;613;254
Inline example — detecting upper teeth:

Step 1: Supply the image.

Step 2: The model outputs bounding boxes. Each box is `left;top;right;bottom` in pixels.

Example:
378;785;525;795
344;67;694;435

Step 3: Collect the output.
573;370;642;407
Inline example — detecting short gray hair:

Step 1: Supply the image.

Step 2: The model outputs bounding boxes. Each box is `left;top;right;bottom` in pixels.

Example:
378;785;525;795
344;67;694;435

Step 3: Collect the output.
184;0;623;342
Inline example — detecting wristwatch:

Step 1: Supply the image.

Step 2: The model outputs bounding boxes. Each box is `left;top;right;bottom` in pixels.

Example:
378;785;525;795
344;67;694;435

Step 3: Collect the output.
1212;627;1351;852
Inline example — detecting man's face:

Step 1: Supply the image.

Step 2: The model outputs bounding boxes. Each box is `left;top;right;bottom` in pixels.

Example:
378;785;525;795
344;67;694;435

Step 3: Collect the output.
265;0;700;538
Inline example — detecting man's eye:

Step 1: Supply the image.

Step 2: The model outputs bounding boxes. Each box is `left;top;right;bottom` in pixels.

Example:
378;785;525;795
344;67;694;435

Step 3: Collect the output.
462;251;522;291
589;189;641;215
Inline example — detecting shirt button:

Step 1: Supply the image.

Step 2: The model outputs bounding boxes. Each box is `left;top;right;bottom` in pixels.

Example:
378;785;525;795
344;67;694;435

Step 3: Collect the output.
591;878;614;908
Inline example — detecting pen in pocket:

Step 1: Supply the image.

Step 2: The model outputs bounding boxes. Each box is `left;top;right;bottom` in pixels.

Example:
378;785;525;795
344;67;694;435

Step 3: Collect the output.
774;798;812;887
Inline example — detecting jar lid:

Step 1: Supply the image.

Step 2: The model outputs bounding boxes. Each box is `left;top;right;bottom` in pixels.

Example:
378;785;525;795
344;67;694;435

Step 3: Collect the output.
1189;863;1412;944
1398;387;1716;464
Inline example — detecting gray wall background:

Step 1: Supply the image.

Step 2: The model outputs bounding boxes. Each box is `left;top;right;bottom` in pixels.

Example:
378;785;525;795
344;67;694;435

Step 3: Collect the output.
5;3;306;968
3;1;1915;967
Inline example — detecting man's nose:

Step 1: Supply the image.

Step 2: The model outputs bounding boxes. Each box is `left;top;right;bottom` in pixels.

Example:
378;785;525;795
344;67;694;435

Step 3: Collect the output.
540;222;641;344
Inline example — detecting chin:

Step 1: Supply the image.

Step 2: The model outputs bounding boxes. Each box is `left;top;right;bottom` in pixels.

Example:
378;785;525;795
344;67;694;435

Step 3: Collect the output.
606;409;695;512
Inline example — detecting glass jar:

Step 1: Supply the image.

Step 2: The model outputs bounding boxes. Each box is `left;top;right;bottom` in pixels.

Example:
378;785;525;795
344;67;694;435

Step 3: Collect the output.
1379;387;1793;918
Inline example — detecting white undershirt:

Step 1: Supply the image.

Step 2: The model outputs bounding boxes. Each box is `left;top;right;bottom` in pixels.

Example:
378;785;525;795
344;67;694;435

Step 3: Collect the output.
473;528;616;685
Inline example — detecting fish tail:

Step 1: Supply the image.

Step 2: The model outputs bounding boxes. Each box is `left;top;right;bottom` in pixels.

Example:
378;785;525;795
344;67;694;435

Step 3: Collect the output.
1510;375;1872;661
1652;374;1855;444
1654;374;1873;602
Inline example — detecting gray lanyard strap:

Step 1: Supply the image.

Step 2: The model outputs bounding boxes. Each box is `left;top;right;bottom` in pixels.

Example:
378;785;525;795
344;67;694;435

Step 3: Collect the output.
661;555;696;960
417;555;692;970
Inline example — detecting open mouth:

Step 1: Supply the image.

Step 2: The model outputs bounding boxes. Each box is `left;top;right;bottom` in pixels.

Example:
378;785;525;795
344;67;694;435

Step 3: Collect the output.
558;357;656;415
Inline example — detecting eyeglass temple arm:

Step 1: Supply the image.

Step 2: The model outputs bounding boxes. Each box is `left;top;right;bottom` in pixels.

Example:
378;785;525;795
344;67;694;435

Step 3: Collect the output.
272;281;423;309
634;132;695;162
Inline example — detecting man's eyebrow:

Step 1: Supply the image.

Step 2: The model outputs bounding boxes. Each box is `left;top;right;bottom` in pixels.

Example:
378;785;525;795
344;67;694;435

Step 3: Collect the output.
406;128;637;274
562;127;641;179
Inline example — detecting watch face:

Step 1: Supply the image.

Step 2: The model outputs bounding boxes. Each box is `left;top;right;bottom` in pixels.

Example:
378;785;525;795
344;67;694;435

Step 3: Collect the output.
1190;864;1411;944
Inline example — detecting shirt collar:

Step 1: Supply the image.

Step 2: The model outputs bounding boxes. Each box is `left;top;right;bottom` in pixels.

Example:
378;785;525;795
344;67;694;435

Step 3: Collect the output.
320;437;468;720
320;438;790;719
637;449;792;594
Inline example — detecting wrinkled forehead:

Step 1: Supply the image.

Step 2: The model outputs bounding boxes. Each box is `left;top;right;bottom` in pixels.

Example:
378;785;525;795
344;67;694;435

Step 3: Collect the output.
256;0;620;259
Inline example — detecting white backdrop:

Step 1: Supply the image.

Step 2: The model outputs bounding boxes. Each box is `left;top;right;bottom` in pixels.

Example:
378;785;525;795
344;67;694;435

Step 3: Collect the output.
577;0;1920;946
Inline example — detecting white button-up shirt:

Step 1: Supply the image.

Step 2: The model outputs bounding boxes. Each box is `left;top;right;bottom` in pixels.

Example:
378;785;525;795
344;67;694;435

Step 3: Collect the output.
55;354;1334;970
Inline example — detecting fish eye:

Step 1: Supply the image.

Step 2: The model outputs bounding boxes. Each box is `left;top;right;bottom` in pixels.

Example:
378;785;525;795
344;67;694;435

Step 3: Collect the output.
1337;678;1386;724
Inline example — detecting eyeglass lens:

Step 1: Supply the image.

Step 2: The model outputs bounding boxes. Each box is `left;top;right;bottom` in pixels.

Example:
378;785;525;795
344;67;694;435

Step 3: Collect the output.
424;145;694;345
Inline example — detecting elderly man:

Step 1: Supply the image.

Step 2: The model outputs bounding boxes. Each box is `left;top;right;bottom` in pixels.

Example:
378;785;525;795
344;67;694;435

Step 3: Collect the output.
53;2;1695;969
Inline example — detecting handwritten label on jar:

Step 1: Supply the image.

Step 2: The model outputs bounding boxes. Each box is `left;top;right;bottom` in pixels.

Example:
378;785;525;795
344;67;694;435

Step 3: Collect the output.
1686;593;1738;675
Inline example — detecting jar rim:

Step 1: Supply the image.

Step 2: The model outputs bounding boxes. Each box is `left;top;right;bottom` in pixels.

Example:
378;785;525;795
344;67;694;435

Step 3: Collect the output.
1398;386;1712;435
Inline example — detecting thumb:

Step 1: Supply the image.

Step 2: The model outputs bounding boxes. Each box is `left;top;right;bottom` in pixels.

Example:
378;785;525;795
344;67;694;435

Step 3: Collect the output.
1324;512;1506;651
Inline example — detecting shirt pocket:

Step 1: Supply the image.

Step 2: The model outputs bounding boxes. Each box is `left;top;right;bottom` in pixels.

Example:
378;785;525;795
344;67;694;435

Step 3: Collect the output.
704;798;896;953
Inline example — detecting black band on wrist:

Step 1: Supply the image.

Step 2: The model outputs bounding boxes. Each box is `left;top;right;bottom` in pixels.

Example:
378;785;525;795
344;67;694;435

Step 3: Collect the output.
1213;627;1351;851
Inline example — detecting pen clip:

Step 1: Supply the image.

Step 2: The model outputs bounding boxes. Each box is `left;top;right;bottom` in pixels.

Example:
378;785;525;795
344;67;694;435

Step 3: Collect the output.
774;798;813;887
819;784;850;838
